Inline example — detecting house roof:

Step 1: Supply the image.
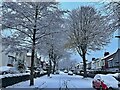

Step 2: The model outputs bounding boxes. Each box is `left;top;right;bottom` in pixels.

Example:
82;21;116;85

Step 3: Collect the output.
101;49;120;61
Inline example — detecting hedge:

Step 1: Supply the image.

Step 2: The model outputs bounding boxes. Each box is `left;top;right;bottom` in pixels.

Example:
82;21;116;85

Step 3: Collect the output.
0;72;47;88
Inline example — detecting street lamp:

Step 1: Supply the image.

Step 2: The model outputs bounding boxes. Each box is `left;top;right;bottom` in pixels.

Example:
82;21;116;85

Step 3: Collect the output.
115;35;120;47
115;35;120;72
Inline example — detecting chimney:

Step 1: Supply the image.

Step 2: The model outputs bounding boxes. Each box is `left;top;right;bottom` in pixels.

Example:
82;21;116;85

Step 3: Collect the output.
104;52;109;57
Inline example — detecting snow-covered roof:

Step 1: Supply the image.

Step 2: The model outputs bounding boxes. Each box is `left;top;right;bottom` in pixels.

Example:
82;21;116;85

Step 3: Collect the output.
101;51;116;60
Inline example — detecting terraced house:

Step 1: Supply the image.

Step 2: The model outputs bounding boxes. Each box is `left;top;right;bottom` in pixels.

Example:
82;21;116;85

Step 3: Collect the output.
92;49;120;72
107;49;120;72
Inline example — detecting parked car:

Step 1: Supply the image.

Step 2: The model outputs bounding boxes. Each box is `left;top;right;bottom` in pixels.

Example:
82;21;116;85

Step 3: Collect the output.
38;69;47;74
0;66;19;75
68;71;73;75
77;71;80;74
55;70;60;74
64;70;68;73
108;73;120;82
92;74;120;90
25;69;30;73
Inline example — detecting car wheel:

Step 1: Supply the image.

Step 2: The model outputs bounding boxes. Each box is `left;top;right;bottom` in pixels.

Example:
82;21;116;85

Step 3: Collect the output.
108;87;113;90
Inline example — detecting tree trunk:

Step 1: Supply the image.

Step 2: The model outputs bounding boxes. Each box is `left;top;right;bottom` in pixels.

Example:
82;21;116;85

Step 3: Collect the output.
49;59;52;73
82;52;87;78
48;59;52;77
53;61;56;74
30;40;35;86
30;5;38;85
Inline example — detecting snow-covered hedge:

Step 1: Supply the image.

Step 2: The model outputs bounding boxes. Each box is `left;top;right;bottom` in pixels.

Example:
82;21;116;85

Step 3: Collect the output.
0;73;30;79
1;72;47;88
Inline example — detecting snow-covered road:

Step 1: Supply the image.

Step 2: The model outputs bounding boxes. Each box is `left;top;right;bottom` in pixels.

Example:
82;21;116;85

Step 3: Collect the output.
6;72;94;90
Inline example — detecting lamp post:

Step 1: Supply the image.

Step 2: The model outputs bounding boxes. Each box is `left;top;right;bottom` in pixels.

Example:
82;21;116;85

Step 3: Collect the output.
115;29;120;48
115;32;120;72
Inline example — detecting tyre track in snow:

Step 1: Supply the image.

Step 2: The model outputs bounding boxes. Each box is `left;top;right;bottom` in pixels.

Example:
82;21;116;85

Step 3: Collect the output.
59;73;94;90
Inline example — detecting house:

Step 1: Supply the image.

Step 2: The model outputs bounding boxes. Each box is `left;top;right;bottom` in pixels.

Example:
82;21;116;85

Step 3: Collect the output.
101;49;120;72
107;49;120;72
0;47;9;67
0;35;9;67
91;58;96;70
6;51;27;67
86;62;91;70
91;57;105;71
25;53;41;68
96;58;102;70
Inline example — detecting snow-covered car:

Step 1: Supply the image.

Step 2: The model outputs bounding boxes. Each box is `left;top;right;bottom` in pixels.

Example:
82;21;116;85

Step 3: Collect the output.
0;66;19;75
108;73;120;82
64;70;68;73
68;71;73;75
25;69;30;73
92;74;120;90
34;70;40;74
39;70;44;74
108;73;120;78
77;71;80;74
55;70;60;74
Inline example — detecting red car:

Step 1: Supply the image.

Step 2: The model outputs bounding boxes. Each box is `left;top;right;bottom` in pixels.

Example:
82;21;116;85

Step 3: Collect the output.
92;74;119;90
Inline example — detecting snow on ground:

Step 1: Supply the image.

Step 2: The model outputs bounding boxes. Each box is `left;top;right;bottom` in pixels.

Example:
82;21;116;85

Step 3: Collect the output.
6;72;93;89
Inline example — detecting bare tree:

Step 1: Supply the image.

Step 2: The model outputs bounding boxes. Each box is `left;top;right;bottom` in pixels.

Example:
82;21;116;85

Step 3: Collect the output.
58;58;76;71
2;2;65;85
66;6;115;78
39;23;69;74
106;2;120;28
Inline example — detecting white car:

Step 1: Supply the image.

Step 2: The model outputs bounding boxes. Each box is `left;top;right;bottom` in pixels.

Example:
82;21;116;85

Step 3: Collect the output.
0;66;19;75
108;73;120;78
55;70;60;74
92;74;120;90
68;71;73;75
64;70;68;73
25;69;30;73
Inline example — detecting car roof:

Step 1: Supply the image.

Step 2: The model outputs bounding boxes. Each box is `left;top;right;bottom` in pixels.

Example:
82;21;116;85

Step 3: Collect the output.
95;74;118;82
0;66;13;72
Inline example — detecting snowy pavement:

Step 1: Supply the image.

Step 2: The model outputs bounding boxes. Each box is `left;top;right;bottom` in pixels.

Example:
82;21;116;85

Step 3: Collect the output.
6;72;94;90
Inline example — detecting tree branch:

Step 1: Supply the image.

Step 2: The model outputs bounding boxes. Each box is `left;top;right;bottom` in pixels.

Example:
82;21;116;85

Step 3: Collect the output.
3;25;33;40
